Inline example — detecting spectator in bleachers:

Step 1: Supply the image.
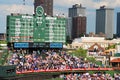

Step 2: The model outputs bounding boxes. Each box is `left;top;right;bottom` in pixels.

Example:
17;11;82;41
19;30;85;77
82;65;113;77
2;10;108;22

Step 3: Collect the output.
8;49;100;72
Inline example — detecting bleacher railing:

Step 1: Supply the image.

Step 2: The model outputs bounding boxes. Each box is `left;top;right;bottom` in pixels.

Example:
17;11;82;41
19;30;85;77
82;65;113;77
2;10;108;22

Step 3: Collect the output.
16;68;113;74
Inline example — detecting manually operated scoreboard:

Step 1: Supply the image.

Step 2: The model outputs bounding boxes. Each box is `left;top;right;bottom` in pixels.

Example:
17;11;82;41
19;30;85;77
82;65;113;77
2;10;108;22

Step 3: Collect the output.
7;6;66;47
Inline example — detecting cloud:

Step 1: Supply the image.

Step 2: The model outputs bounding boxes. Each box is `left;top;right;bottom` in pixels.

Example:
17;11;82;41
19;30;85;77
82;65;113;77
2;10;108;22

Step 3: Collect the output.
0;4;34;15
0;0;120;33
54;0;120;9
0;4;34;33
53;0;120;16
0;0;119;17
54;7;68;16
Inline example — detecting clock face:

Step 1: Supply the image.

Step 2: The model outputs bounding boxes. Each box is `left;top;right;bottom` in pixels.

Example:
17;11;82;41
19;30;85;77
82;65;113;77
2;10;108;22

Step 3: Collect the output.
36;6;44;16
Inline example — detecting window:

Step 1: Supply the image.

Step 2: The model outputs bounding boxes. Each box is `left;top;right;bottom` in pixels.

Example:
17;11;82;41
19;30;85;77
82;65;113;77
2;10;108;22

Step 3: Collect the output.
29;23;32;26
36;23;38;26
22;23;25;26
46;24;49;26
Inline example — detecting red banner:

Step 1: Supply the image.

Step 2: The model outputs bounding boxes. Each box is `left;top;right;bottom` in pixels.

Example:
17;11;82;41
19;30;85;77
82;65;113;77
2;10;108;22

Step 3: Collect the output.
16;68;113;74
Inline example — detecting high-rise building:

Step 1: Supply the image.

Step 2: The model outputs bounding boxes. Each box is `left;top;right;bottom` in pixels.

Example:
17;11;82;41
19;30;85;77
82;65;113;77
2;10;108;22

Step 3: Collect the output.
96;6;114;38
69;4;86;17
117;12;120;37
72;16;86;39
66;17;72;39
68;4;86;39
34;0;53;16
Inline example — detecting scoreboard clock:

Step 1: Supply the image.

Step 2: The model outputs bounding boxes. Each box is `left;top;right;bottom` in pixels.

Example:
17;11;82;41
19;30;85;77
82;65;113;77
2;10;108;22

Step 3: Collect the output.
36;6;44;16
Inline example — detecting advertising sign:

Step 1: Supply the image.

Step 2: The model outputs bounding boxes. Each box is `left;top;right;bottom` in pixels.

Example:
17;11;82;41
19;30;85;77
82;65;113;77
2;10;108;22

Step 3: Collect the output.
14;43;29;48
29;42;49;48
50;43;63;48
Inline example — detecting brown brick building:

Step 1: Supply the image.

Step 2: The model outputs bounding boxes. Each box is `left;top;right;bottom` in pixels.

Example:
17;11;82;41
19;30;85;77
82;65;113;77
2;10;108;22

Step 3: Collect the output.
34;0;53;16
72;16;86;39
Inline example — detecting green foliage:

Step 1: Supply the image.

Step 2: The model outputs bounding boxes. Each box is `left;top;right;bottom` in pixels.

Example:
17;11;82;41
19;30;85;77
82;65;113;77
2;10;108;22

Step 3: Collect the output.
0;58;5;65
88;70;120;77
105;38;113;40
86;57;96;63
66;35;70;41
71;48;87;58
66;36;72;44
105;70;120;76
117;43;120;45
106;44;116;50
95;61;102;66
0;59;3;65
88;71;95;75
0;41;7;44
113;34;117;38
0;50;8;65
68;48;97;63
79;33;84;37
0;46;2;50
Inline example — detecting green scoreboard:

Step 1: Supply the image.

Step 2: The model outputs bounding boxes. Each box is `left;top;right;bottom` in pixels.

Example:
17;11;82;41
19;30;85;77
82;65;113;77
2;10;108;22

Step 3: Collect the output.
7;6;66;44
34;16;66;42
7;14;34;42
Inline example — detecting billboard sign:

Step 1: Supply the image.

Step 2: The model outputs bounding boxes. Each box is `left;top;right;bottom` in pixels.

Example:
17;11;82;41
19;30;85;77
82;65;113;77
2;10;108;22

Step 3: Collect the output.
14;43;29;48
13;42;63;48
50;43;63;48
29;42;49;48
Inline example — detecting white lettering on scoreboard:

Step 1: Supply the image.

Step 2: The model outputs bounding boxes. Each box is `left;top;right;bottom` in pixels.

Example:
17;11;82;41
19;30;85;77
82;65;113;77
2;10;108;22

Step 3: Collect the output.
15;19;21;39
22;16;33;19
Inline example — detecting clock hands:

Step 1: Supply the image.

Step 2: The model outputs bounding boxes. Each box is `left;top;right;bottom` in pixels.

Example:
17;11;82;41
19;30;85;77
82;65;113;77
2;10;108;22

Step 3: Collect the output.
36;6;44;16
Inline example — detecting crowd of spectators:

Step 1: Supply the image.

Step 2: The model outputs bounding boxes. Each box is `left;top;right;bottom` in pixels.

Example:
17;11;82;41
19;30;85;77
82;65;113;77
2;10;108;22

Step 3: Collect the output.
59;73;120;80
7;49;99;72
7;49;120;79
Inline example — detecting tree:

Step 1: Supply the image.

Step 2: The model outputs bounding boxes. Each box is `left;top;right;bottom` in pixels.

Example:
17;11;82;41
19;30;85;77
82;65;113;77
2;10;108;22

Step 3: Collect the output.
79;33;84;37
66;35;70;41
0;40;7;44
113;34;117;38
86;57;96;63
72;48;87;58
106;44;116;50
66;35;72;44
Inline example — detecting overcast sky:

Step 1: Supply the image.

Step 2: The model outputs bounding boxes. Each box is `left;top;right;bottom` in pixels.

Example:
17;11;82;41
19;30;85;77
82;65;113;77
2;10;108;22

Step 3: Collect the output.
0;0;120;33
